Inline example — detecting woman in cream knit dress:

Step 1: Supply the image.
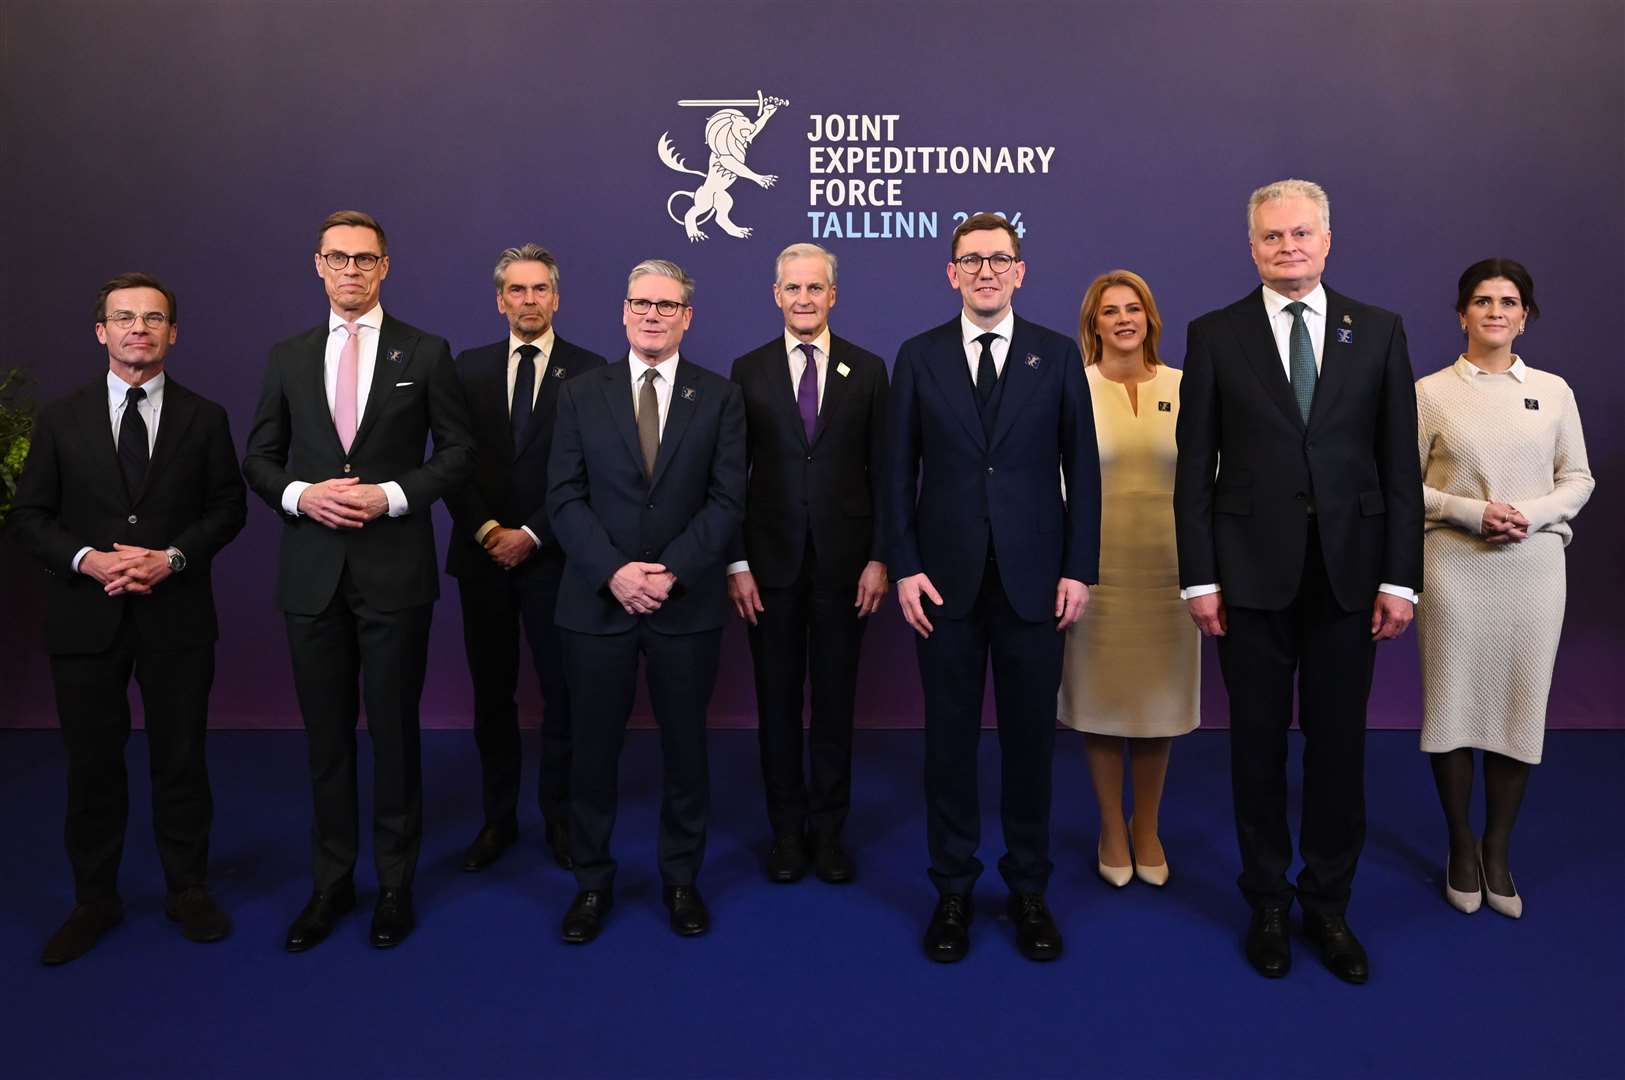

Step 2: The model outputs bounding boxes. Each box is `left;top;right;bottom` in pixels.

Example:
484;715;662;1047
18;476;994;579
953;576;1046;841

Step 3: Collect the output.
1416;258;1593;919
1059;270;1199;888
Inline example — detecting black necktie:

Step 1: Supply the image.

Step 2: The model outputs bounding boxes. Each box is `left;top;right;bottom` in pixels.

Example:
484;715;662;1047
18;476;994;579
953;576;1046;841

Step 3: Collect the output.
974;332;999;406
512;344;539;446
117;385;149;496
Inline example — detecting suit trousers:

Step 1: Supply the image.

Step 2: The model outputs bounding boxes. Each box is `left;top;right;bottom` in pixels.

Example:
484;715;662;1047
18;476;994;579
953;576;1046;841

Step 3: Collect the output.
562;622;721;892
285;567;433;891
917;556;1063;897
748;533;866;841
1218;519;1376;917
49;610;215;902
456;560;571;829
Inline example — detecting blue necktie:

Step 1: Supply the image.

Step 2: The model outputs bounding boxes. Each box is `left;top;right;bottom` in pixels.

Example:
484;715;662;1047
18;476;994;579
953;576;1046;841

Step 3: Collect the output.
796;342;818;441
511;344;538;447
1283;301;1317;423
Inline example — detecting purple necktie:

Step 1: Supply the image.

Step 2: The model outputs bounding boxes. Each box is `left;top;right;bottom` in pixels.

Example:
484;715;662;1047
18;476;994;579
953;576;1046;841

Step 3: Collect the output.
796;342;818;440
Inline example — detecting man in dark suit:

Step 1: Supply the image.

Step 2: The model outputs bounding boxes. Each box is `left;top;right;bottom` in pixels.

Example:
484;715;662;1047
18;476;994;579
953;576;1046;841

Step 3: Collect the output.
726;242;888;885
243;210;474;952
1174;179;1422;985
546;259;745;943
446;243;606;873
8;272;246;965
884;214;1100;963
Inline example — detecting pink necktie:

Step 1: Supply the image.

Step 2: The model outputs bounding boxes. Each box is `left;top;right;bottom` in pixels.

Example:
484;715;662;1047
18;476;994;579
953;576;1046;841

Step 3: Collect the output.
335;321;361;452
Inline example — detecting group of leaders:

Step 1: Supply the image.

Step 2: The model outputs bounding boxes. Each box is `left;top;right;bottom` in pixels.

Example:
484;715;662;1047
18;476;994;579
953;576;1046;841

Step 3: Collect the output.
9;178;1594;984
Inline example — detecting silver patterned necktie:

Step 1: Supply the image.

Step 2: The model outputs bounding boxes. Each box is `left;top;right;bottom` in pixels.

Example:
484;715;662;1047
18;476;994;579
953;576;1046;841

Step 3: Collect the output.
1283;300;1317;422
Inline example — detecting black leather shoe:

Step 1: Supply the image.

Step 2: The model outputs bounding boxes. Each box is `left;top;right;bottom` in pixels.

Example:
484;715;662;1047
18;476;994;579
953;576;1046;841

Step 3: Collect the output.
812;837;856;884
766;831;807;883
165;885;231;944
662;884;710;936
1007;892;1063;962
369;888;415;949
544;819;574;871
1245;906;1292;978
1303;911;1370;985
41;898;124;966
561;889;612;944
923;893;972;963
461;823;518;872
284;881;356;953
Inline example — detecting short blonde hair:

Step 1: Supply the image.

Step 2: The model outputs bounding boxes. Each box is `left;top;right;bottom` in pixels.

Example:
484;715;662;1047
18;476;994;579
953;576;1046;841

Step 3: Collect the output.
1247;178;1330;234
1077;269;1164;369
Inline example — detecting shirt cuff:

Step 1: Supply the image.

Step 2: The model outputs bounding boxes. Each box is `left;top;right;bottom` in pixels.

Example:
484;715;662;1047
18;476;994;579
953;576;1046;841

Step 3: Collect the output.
71;546;92;574
381;481;408;517
281;481;311;515
519;525;540;548
1378;583;1420;604
726;561;751;576
1179;583;1220;601
474;519;500;544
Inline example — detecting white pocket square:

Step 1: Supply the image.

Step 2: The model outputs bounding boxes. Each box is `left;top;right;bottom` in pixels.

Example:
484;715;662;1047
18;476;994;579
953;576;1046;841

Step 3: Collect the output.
395;381;415;387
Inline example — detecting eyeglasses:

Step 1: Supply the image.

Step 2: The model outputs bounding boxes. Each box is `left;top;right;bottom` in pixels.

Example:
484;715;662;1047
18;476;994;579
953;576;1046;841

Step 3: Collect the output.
321;250;383;271
952;253;1017;275
626;298;687;317
102;311;171;329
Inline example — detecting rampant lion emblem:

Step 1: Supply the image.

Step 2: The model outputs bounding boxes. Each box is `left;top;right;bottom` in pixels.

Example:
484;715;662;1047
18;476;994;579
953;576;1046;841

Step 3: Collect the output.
657;91;788;241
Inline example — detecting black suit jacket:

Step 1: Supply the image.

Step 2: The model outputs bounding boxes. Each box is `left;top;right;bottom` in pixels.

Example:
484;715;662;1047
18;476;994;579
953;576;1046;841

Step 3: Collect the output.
444;335;607;580
242;313;475;615
883;315;1100;623
546;358;746;636
1174;284;1423;612
7;376;247;655
728;334;888;589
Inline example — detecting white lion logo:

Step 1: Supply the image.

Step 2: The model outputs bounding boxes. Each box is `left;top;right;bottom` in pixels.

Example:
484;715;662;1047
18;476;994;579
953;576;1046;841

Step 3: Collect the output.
658;92;787;241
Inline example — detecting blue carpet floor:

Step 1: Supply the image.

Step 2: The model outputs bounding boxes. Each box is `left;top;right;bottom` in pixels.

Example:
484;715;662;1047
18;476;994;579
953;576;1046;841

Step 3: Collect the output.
1;729;1621;1079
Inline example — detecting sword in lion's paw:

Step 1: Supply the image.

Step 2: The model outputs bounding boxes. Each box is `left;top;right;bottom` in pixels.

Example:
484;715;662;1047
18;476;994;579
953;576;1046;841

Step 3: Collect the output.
676;93;789;111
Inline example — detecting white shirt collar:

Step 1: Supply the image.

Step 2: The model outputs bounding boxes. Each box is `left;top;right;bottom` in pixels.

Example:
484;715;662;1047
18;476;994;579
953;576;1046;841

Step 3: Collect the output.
961;309;1015;346
107;369;164;406
1454;354;1528;383
628;351;681;387
329;304;384;332
1260;282;1327;320
784;328;832;359
510;328;556;361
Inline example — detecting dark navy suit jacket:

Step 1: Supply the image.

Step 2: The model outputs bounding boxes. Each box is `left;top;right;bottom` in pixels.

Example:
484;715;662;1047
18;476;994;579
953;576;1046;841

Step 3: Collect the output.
883;314;1101;623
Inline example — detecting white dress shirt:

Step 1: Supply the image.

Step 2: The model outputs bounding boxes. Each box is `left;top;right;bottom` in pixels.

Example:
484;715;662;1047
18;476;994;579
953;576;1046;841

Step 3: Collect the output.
1180;284;1418;604
630;351;681;435
960;309;1015;383
1455;353;1527;383
279;304;408;519
472;329;559;548
72;371;167;572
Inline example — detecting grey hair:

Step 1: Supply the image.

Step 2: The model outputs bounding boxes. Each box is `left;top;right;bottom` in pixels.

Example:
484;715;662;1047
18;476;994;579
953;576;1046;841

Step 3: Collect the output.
774;242;838;286
492;243;560;291
627;258;695;305
1247;179;1331;234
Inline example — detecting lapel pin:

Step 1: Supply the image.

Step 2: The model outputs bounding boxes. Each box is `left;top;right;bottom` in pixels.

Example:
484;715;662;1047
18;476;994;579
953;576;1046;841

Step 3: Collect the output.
681;386;697;401
836;361;851;378
553;366;567;379
387;348;404;364
1025;353;1041;369
1342;314;1353;325
1335;328;1354;344
1157;401;1172;412
1524;398;1539;410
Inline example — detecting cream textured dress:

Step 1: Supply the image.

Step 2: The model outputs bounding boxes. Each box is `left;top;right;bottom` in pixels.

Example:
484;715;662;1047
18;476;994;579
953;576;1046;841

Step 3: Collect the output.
1060;364;1199;737
1415;356;1594;764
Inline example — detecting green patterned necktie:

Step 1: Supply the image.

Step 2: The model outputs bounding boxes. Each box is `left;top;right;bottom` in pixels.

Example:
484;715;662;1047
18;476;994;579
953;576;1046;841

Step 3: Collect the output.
1283;300;1317;422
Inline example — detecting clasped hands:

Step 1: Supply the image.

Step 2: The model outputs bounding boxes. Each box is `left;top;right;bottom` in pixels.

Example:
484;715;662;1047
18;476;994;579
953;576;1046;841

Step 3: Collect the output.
482;526;536;570
297;477;388;529
1481;500;1529;545
610;561;676;615
896;573;1088;638
80;544;171;596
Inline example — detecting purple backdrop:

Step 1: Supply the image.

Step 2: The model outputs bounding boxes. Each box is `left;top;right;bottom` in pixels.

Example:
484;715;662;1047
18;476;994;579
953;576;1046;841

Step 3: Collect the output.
3;0;1621;730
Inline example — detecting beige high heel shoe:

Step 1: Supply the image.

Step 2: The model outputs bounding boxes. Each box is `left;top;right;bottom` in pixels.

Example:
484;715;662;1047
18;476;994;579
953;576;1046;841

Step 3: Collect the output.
1096;842;1132;888
1443;852;1482;914
1128;816;1169;887
1480;844;1522;919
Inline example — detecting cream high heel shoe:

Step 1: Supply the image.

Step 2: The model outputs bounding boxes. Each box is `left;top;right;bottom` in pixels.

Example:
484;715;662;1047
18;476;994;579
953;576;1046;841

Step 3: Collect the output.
1096;843;1132;888
1128;816;1169;887
1443;852;1482;914
1480;844;1523;919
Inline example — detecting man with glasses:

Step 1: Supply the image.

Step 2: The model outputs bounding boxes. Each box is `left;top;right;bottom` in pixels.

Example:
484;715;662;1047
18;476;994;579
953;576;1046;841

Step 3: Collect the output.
244;210;473;952
445;244;606;875
545;259;745;943
9;272;246;964
883;213;1100;963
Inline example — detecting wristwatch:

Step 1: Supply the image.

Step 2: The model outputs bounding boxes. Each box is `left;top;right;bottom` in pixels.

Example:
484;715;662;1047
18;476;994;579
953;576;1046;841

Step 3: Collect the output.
165;547;186;573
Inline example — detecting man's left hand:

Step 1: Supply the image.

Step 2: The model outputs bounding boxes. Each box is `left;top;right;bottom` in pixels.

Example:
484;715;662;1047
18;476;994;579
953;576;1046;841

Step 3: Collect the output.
1055;578;1089;630
1371;593;1415;641
333;483;390;522
104;543;173;595
483;526;537;570
854;561;888;618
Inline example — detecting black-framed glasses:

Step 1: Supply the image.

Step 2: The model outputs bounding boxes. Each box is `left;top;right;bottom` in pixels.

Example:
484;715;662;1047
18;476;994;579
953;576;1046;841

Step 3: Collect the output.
102;311;171;329
953;253;1017;275
321;250;382;271
626;298;687;317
